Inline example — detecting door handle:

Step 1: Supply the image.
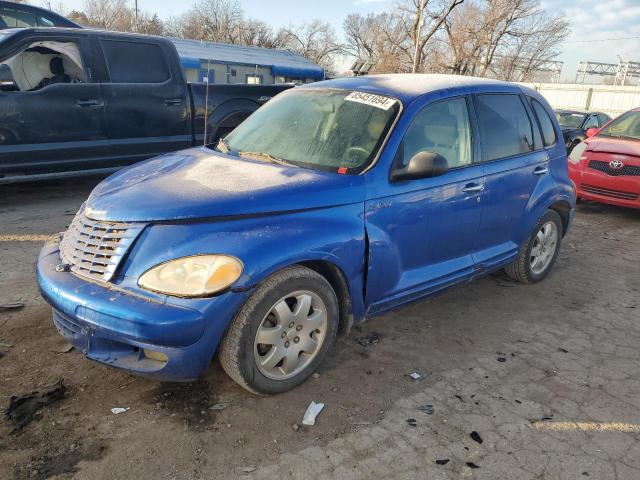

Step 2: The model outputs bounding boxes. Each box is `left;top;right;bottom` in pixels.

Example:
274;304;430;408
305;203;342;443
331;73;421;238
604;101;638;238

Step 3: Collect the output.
533;166;549;175
462;183;484;193
76;99;103;108
164;98;184;106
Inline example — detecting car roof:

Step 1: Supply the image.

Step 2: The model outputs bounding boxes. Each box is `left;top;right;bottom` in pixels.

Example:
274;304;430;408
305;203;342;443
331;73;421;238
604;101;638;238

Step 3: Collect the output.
0;26;163;41
0;1;80;27
555;108;609;116
300;74;516;104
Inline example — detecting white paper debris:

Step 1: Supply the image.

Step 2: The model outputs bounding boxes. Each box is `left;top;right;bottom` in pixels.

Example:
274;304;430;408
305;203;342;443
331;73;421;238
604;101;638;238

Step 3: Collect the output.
111;407;130;415
302;401;325;426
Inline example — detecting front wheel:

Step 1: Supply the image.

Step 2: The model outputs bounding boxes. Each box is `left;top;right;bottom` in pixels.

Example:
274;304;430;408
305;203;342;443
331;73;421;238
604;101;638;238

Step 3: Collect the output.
219;266;339;395
505;210;563;284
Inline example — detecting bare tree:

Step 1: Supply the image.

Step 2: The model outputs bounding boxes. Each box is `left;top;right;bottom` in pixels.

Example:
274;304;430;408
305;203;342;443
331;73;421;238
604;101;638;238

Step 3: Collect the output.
279;20;344;72
397;0;465;73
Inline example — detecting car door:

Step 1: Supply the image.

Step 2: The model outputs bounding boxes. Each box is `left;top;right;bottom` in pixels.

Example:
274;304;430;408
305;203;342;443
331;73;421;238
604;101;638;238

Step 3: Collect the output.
471;93;549;270
98;37;192;162
364;96;485;313
0;33;109;177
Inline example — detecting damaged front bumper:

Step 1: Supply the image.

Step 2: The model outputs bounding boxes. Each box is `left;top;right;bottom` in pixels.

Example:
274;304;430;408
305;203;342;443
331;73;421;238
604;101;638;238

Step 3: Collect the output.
36;239;247;381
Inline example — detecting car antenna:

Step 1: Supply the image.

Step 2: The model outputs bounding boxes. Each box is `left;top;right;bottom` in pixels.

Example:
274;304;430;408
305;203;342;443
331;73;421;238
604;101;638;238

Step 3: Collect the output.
203;53;212;147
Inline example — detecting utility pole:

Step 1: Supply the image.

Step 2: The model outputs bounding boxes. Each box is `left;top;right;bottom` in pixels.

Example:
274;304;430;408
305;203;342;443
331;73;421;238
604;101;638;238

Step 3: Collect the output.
134;0;139;32
412;0;426;73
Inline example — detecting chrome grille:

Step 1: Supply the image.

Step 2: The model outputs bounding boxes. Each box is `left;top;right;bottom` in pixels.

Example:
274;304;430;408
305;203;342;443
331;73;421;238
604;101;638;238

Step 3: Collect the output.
59;212;145;282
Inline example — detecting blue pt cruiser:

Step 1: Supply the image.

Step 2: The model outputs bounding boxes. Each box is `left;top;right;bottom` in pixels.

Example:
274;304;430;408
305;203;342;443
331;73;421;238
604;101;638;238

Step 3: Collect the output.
37;75;575;394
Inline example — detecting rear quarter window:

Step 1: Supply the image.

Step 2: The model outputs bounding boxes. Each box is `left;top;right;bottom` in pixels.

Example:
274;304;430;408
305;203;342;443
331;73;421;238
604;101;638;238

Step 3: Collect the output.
530;98;557;147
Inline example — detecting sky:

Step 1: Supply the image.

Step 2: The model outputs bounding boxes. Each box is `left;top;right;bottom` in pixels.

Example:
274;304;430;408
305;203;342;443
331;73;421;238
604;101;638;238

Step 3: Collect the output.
43;0;640;81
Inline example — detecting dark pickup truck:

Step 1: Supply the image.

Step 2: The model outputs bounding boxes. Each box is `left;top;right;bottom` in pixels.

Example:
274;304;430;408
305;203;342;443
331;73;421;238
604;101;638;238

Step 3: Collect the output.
0;28;291;183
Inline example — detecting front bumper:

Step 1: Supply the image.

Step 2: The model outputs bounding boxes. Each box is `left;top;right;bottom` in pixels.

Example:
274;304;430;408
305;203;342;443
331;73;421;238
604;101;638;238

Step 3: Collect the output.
569;164;640;210
37;239;246;381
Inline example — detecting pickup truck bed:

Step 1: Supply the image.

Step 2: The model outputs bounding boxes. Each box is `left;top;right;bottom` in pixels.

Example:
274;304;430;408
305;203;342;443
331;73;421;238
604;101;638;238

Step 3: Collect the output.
0;28;292;183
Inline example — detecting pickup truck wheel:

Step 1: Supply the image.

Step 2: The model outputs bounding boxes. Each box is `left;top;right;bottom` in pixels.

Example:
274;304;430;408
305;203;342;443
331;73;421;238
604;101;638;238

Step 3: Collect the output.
219;266;339;395
505;210;563;284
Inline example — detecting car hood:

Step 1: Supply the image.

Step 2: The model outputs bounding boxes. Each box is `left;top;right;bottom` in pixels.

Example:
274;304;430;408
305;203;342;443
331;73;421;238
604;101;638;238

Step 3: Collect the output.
586;136;640;157
85;147;365;222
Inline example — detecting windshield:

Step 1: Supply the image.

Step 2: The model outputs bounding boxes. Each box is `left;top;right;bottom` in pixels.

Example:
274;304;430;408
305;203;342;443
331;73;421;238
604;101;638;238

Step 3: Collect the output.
598;110;640;141
555;111;586;128
222;88;400;173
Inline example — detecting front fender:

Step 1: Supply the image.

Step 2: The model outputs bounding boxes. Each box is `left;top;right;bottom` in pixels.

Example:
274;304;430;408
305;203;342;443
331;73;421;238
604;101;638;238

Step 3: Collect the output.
119;203;366;318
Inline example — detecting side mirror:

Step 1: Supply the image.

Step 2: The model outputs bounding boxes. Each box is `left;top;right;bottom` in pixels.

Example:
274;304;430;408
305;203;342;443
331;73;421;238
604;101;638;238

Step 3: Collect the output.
585;128;598;138
391;151;448;182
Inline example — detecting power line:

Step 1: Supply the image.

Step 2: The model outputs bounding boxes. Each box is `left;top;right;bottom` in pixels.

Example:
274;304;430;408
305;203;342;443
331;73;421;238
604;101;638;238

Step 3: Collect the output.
564;35;640;44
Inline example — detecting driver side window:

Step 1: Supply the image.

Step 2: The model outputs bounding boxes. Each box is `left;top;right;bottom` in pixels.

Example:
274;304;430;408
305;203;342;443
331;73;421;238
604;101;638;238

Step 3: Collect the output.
0;39;87;93
401;97;472;169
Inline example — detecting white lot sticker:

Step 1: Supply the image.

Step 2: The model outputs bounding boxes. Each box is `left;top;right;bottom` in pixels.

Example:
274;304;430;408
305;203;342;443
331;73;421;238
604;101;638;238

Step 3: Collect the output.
345;91;396;110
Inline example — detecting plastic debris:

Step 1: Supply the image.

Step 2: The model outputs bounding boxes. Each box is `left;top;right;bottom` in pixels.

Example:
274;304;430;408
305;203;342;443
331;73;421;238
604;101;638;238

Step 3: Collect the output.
312;372;320;379
5;380;66;432
301;401;325;426
435;459;450;465
417;404;434;414
0;302;24;312
406;371;425;381
110;407;130;415
49;339;74;354
470;431;483;444
357;334;380;347
406;418;417;427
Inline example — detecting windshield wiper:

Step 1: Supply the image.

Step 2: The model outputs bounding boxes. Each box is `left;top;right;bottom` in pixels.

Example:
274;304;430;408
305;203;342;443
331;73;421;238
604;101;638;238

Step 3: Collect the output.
239;151;296;167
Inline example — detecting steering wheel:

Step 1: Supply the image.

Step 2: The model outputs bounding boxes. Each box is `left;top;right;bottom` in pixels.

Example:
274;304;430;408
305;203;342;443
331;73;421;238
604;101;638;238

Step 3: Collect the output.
345;146;370;166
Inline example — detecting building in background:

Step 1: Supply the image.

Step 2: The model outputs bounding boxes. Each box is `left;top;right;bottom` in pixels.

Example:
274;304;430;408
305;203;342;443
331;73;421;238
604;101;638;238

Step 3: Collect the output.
172;39;324;85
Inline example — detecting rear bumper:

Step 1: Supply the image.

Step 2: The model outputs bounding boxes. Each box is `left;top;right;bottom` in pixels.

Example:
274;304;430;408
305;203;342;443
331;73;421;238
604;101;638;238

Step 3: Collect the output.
36;239;246;381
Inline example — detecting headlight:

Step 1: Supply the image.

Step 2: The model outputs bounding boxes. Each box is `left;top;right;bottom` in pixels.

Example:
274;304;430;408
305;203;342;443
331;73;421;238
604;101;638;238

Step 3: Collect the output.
138;255;243;297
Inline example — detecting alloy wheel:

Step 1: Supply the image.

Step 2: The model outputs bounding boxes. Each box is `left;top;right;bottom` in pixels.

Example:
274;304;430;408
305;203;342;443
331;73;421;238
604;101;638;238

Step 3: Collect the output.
254;291;327;380
530;221;559;275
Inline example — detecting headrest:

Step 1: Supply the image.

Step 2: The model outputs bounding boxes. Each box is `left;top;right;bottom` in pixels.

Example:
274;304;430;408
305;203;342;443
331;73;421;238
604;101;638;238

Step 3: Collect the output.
50;57;64;75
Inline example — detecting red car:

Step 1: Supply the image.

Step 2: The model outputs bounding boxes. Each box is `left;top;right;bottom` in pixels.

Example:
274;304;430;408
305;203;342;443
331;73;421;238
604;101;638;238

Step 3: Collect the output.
568;107;640;209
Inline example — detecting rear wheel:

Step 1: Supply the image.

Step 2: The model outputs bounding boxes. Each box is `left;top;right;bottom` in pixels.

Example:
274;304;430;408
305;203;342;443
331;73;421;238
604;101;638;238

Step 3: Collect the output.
505;210;563;284
219;266;339;395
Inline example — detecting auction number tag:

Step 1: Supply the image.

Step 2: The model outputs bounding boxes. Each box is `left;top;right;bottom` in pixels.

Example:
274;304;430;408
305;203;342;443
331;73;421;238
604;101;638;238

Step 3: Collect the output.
345;91;396;110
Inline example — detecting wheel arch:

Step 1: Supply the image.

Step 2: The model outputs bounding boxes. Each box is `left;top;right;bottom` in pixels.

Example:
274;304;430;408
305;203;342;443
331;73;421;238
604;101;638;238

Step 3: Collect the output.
206;98;260;144
298;260;354;335
549;200;572;235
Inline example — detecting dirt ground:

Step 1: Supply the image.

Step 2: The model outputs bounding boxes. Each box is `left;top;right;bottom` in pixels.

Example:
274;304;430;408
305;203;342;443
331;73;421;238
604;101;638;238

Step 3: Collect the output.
0;176;639;480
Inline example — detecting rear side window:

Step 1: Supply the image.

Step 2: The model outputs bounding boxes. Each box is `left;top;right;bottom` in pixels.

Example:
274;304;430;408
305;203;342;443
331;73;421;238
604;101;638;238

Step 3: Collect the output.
101;40;170;84
530;98;557;147
475;94;534;161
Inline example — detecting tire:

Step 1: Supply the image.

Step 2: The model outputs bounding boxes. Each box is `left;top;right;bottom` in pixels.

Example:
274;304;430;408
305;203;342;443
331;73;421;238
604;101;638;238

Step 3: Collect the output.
505;210;563;284
219;266;339;395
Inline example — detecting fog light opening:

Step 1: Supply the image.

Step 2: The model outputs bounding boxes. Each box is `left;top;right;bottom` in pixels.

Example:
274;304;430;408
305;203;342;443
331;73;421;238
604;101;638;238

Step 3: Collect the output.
143;349;168;363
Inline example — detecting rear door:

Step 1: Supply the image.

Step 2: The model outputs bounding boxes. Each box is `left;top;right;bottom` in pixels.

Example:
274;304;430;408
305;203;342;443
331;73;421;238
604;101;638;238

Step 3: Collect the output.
98;37;191;162
471;93;549;270
0;33;109;176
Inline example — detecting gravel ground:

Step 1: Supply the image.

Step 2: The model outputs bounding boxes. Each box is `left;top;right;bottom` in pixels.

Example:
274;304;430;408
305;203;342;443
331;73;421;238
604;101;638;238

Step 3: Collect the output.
0;176;638;480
